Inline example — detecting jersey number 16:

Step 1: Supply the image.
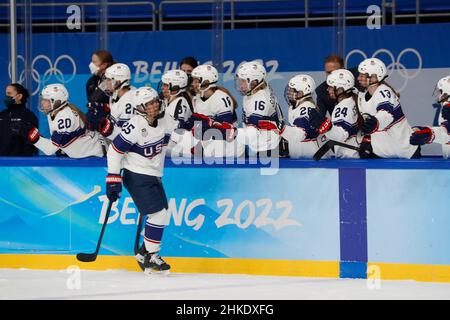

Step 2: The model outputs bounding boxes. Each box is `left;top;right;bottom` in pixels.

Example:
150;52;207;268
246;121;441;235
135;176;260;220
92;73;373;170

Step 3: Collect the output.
254;101;265;111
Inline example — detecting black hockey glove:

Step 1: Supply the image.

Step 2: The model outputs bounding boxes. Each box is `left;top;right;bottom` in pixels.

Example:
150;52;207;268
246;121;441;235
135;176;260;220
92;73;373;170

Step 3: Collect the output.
106;174;122;203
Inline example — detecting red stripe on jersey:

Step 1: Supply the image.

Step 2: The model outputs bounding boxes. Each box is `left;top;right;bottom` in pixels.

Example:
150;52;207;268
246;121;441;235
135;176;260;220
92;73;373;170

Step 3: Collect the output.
52;134;86;148
144;236;161;244
382;116;405;131
111;143;125;154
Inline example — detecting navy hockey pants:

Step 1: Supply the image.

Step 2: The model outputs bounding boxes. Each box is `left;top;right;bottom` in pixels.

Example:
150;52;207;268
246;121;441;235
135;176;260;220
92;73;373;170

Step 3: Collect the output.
122;169;169;215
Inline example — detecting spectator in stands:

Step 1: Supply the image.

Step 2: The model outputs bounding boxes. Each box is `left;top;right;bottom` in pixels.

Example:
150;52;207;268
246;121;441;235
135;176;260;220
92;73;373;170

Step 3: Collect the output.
0;83;38;156
315;54;360;117
179;56;199;95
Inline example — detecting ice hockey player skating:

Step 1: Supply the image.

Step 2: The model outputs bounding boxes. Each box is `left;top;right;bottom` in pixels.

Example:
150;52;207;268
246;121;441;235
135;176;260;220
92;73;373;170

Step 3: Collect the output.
106;87;172;275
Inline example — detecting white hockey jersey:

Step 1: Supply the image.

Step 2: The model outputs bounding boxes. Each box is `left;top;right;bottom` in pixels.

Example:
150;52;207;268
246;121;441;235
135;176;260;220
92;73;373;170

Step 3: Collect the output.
35;105;104;158
358;84;418;158
193;89;244;157
159;95;194;158
108;89;137;140
238;85;281;152
280;100;322;158
430;112;450;159
325;97;360;159
108;115;171;177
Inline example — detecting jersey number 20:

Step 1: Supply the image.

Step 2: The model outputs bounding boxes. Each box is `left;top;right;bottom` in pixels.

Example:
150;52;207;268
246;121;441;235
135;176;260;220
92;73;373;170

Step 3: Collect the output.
57;118;71;130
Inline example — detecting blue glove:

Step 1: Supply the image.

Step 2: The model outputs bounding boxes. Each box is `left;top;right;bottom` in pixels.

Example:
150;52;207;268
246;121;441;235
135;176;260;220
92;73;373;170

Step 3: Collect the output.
410;126;434;145
361;113;379;135
106;174;122;202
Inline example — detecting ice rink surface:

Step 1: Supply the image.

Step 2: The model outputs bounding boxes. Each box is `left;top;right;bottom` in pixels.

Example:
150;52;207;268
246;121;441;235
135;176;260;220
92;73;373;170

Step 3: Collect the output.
0;269;450;300
1;268;449;300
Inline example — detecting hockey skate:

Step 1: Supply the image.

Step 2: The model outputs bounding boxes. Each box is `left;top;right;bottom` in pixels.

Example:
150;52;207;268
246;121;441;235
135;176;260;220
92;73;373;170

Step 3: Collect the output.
135;243;147;265
144;252;171;275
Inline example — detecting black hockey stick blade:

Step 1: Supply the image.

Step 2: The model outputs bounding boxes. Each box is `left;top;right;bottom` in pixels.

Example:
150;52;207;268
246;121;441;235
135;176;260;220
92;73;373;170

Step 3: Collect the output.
76;200;114;263
76;252;98;262
314;139;361;161
313;140;333;161
330;140;361;152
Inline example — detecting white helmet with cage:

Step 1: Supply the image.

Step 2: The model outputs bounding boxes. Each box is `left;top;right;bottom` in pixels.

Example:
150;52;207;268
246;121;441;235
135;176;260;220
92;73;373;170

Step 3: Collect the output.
39;83;69;114
434;75;450;103
133;86;162;118
284;74;316;106
103;63;131;96
358;57;387;82
234;61;266;96
191;64;219;97
327;69;355;91
161;69;189;93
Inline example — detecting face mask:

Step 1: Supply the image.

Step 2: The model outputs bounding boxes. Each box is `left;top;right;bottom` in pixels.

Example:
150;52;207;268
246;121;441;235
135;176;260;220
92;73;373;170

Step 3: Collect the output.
89;62;100;75
3;96;16;108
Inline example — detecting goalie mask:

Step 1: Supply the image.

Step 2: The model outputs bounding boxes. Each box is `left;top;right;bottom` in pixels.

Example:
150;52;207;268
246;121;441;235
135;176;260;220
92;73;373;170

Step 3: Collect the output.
284;74;316;107
433;76;450;104
39;83;69;114
133;87;162;121
234;61;266;96
191;64;219;98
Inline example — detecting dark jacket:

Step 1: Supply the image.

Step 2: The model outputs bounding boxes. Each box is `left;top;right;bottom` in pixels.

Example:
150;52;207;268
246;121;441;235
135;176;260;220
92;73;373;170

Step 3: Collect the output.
86;75;110;104
315;67;360;117
0;104;38;156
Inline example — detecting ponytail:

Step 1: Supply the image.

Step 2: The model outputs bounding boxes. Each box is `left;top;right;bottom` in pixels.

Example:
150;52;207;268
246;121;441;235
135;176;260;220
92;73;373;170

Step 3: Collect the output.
214;86;238;109
180;91;194;112
382;81;400;98
67;103;88;127
351;93;365;130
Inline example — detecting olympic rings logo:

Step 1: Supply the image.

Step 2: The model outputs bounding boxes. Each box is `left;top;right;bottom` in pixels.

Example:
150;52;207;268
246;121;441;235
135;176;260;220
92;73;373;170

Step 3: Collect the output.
345;48;422;92
8;54;77;96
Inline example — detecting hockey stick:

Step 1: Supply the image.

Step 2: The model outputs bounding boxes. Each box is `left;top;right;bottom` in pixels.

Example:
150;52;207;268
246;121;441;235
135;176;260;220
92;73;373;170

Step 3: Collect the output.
313;139;360;161
134;213;145;271
76;200;113;262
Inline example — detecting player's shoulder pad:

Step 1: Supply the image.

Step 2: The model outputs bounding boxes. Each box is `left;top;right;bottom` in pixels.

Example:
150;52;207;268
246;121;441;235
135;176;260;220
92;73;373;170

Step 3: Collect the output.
120;116;142;135
118;89;136;104
300;100;316;110
336;96;356;109
246;89;268;107
174;95;189;105
126;114;146;127
255;87;270;100
54;106;76;120
377;84;397;99
213;89;230;99
168;96;184;109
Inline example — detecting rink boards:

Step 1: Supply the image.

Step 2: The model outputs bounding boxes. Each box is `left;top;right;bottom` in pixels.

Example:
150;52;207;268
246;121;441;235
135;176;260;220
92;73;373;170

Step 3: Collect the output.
0;157;449;282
